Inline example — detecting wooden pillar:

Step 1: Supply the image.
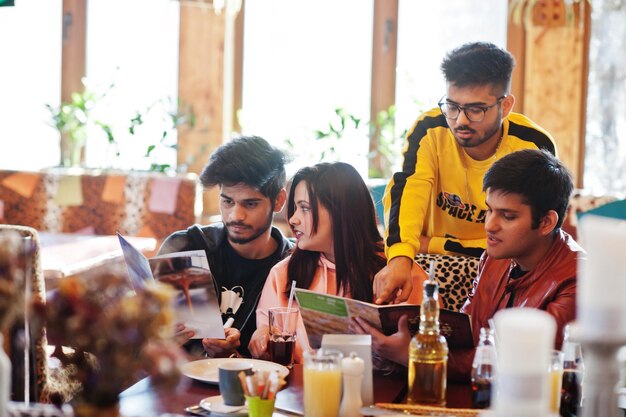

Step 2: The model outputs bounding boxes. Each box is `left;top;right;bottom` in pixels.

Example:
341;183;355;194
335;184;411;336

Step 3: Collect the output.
178;2;242;217
507;0;526;112
232;0;245;134
369;0;398;179
60;0;87;165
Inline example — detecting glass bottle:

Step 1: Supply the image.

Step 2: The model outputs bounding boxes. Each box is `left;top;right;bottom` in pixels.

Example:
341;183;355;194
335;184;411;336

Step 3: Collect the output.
471;327;497;409
407;278;449;406
560;325;584;417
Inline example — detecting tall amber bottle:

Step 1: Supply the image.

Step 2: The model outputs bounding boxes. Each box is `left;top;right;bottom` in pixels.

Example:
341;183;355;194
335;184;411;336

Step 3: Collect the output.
407;278;449;406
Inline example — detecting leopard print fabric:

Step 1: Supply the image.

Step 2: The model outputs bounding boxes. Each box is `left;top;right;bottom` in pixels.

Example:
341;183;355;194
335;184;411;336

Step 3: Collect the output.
562;190;622;240
414;253;479;312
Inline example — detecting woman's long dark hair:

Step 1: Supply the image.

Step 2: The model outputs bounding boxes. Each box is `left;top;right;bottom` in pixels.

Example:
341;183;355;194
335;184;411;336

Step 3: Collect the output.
285;162;386;302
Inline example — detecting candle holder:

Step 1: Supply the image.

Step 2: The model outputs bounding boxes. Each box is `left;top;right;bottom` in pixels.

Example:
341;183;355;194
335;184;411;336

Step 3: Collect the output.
570;323;626;417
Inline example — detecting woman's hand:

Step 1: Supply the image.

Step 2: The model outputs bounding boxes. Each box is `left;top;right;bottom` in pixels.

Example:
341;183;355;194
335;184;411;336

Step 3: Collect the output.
248;325;271;360
202;327;241;358
352;315;411;366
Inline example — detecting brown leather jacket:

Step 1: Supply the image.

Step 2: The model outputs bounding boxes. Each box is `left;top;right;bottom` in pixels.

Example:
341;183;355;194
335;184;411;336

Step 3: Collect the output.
448;230;585;382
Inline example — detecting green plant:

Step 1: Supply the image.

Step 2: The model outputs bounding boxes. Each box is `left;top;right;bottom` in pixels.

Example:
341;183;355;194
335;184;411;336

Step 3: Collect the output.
46;79;114;168
128;98;197;173
368;105;407;179
285;106;405;179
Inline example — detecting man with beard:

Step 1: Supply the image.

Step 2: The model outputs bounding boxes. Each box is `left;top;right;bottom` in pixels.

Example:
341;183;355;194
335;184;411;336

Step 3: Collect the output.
375;42;557;304
158;136;293;357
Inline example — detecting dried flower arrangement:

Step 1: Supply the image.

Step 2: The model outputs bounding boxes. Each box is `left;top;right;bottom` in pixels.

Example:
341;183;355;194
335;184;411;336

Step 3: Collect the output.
35;271;183;409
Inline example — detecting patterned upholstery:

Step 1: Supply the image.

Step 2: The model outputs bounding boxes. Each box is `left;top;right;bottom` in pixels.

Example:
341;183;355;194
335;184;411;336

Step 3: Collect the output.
562;189;624;240
0;169;200;239
414;253;480;312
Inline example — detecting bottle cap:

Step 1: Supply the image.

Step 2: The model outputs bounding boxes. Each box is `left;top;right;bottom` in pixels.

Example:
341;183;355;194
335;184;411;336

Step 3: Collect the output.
424;280;438;297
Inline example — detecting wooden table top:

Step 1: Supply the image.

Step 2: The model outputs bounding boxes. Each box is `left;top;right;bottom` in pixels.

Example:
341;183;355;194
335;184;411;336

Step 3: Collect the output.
119;363;472;416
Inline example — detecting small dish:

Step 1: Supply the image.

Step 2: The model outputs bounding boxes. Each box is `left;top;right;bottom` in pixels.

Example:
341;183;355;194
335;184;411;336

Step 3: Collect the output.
199;395;248;416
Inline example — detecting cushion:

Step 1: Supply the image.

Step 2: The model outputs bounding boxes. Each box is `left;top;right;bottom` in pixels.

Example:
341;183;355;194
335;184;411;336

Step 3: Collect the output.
414;253;479;312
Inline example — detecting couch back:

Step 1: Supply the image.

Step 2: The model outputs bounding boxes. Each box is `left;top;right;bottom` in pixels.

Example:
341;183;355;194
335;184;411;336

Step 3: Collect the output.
0;168;201;239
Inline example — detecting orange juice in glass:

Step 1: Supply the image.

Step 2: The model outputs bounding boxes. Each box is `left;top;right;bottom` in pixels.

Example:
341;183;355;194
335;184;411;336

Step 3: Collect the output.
303;349;343;417
548;350;564;413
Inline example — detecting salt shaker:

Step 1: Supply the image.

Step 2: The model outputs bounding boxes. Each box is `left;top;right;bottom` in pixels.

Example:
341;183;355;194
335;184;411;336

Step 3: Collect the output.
339;352;364;417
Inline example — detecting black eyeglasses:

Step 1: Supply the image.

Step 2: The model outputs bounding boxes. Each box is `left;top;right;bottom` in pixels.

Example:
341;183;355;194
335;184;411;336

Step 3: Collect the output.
438;95;506;122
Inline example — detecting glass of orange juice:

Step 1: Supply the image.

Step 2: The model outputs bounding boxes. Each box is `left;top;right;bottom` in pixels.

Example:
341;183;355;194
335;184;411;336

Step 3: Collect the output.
303;349;343;417
548;349;564;414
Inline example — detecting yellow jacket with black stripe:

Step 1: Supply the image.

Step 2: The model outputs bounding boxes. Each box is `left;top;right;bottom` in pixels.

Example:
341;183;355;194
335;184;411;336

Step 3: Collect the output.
384;108;557;260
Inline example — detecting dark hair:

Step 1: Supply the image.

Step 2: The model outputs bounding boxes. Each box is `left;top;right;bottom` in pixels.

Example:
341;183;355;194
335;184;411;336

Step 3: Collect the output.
285;162;385;302
483;149;573;231
441;42;515;96
199;135;287;203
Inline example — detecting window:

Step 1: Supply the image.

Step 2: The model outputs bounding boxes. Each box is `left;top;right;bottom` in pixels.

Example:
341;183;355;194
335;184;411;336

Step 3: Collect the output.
241;0;374;177
395;1;508;135
85;0;180;171
0;0;62;170
584;2;626;193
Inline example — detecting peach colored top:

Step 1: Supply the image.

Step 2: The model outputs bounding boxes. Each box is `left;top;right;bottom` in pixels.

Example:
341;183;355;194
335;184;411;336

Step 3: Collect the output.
256;254;427;363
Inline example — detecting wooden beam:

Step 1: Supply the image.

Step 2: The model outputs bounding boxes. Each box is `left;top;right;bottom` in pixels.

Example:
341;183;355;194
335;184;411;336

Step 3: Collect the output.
232;0;245;133
178;4;226;216
507;0;526;112
369;0;398;178
61;0;86;102
576;1;591;188
60;0;87;165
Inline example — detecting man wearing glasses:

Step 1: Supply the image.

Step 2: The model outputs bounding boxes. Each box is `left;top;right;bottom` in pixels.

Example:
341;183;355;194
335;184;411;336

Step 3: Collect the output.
374;42;557;304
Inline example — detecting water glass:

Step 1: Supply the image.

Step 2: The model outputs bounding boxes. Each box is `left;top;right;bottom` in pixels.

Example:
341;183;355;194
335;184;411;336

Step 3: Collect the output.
303;349;343;417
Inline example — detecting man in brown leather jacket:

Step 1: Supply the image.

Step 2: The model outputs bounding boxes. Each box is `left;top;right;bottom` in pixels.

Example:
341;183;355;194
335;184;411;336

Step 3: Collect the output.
358;149;584;382
447;149;585;381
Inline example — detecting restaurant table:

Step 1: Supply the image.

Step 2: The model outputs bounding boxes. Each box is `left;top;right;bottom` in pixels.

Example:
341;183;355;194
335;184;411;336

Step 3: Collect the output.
119;364;472;416
40;232;157;283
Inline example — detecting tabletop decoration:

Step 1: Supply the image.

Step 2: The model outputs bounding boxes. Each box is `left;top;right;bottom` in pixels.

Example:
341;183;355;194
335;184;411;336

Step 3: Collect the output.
34;271;182;416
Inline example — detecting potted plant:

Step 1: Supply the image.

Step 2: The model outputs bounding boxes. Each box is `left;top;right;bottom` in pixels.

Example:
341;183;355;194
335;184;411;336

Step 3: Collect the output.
46;79;115;168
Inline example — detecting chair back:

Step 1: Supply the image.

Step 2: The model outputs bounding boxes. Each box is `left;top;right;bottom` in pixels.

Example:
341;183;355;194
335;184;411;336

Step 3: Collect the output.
0;225;47;402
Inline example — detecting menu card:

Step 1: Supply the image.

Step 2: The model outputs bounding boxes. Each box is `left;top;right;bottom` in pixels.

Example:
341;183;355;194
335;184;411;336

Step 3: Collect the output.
295;288;474;349
118;233;224;339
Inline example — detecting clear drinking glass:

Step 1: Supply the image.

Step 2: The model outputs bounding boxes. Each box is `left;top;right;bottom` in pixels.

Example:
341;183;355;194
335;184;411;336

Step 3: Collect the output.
268;307;298;367
303;349;343;417
548;349;564;414
560;341;584;417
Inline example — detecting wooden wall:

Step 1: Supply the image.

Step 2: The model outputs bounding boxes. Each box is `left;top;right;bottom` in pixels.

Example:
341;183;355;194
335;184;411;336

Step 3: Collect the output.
508;1;591;187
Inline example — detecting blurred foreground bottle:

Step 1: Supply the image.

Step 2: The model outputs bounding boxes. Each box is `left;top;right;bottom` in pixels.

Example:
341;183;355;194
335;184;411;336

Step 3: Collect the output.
560;324;584;417
407;277;448;406
471;327;497;408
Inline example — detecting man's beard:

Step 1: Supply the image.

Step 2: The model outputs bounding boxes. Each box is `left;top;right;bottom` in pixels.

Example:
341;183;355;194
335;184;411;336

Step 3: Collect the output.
454;110;502;149
226;210;274;245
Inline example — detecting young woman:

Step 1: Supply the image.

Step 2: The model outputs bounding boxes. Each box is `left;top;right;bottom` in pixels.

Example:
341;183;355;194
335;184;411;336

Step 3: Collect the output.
248;162;427;363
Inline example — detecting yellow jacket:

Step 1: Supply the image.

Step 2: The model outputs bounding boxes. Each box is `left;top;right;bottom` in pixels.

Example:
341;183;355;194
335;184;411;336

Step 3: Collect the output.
384;108;556;259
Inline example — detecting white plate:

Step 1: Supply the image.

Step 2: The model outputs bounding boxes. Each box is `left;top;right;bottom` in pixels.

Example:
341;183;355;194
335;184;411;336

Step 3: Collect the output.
180;357;289;384
199;395;248;416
